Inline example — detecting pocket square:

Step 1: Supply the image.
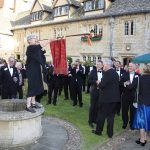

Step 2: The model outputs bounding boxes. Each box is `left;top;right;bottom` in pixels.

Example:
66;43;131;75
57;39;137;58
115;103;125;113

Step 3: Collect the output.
4;68;8;71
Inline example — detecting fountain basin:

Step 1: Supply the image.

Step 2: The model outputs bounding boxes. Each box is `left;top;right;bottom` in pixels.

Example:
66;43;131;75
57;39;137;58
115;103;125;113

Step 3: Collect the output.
0;99;44;148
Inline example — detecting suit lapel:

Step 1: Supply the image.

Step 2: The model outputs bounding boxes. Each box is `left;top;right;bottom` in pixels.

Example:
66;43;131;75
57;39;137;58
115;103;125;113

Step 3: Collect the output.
5;66;12;78
95;70;98;80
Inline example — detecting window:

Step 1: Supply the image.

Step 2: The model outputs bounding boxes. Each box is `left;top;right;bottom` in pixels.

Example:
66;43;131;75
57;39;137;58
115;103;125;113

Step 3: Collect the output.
124;21;135;35
131;21;134;35
54;5;69;17
98;56;101;61
84;0;104;11
84;1;92;11
31;11;43;21
88;56;91;61
83;56;86;62
93;56;96;64
87;24;103;36
124;21;129;35
54;29;56;38
53;27;68;38
17;54;20;60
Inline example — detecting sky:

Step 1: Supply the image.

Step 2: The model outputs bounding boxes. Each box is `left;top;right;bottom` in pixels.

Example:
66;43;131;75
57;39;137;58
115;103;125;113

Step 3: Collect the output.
17;0;35;13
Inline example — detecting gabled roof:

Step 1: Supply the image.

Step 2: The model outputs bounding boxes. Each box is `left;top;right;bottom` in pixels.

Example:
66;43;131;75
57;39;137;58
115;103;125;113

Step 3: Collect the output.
12;0;150;29
52;0;81;8
30;0;52;13
105;0;150;16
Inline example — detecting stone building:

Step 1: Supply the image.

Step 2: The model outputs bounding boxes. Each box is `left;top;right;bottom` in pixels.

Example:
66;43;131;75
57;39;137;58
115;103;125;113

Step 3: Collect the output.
11;0;150;65
0;0;34;60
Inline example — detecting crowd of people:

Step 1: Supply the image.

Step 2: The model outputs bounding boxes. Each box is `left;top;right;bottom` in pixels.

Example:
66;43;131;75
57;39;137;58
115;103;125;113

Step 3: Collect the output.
0;35;150;147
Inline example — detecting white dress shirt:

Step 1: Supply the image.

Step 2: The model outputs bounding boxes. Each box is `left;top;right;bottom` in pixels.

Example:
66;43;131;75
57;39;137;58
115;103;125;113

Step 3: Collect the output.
8;65;13;77
116;68;120;77
130;72;135;83
97;70;103;81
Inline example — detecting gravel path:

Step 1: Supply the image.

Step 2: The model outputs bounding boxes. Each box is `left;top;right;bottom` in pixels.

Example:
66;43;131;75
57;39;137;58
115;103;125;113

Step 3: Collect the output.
95;129;150;150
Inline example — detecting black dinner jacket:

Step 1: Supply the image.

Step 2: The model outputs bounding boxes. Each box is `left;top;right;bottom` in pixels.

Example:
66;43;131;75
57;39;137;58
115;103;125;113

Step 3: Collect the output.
70;65;84;86
88;68;104;90
98;68;120;103
0;65;19;93
120;71;140;100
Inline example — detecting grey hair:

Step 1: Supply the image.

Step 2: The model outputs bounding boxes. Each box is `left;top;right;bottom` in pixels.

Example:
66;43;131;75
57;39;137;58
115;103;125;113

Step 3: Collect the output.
27;34;38;41
104;59;113;67
8;56;15;61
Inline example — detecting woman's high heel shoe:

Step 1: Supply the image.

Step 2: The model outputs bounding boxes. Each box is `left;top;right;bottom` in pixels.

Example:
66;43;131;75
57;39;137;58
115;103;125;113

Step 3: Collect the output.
135;139;147;146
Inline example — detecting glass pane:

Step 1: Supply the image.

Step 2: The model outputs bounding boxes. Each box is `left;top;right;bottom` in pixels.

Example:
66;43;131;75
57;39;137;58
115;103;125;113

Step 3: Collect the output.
131;21;134;35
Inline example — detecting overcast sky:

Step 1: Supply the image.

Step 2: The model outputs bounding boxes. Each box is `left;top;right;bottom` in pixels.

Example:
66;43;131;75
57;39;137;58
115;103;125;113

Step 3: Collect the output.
17;0;35;13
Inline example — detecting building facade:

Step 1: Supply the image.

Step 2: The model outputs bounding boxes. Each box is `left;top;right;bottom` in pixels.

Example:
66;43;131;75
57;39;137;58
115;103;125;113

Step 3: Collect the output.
0;0;35;60
11;0;150;65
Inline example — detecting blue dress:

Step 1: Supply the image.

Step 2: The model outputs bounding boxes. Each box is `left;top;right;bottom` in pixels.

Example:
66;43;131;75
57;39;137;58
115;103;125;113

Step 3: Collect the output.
133;104;150;131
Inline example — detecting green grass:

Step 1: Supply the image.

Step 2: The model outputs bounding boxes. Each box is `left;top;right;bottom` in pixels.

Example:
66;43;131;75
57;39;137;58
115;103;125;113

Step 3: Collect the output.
41;92;123;150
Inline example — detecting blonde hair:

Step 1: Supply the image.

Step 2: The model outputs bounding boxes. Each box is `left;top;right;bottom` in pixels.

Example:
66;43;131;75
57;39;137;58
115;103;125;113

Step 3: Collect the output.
140;64;150;74
15;62;22;68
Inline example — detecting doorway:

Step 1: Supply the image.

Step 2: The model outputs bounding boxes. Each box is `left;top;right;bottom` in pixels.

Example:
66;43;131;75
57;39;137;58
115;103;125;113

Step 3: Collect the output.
123;57;133;66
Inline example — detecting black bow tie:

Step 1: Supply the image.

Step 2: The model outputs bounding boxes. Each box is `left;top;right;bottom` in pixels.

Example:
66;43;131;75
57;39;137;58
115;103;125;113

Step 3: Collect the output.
10;66;13;69
116;69;119;71
98;71;102;73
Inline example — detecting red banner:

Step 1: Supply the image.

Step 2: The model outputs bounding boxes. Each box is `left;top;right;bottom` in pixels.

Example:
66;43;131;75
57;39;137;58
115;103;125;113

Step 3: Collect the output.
50;39;67;75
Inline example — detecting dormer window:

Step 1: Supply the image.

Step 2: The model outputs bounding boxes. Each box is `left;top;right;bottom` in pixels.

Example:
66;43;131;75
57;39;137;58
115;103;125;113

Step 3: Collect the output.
54;5;69;17
31;11;43;21
84;0;104;12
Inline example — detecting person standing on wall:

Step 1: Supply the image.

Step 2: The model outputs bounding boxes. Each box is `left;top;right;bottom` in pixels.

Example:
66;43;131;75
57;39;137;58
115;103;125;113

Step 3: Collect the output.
25;35;49;113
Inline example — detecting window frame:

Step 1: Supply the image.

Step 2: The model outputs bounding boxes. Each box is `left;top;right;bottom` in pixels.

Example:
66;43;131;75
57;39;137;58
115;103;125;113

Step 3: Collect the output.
84;0;105;12
54;5;69;17
124;20;135;36
31;11;43;21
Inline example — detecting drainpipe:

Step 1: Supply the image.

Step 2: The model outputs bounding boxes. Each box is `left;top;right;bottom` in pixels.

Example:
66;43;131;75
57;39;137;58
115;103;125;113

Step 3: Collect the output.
109;17;115;59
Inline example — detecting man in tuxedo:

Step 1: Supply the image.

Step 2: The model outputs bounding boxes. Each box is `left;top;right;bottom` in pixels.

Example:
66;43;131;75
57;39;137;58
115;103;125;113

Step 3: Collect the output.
16;62;26;99
121;62;139;129
88;61;104;128
114;61;125;115
63;61;72;100
81;62;86;92
0;57;19;99
70;60;84;107
92;60;120;138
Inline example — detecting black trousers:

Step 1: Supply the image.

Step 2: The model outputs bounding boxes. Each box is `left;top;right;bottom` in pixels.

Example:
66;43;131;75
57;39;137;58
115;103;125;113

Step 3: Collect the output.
48;82;59;104
17;86;23;99
72;82;83;105
87;83;91;93
59;79;63;96
122;94;135;127
69;78;74;100
63;77;69;99
2;89;17;99
96;103;117;137
82;74;86;92
116;87;123;114
89;89;99;124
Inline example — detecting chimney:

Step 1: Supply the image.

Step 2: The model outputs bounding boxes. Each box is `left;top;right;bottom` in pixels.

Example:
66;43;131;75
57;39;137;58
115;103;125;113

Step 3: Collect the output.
0;0;4;8
13;0;16;13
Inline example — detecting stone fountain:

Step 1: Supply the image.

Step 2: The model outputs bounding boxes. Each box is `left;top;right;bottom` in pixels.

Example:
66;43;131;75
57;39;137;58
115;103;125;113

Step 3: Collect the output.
0;99;44;148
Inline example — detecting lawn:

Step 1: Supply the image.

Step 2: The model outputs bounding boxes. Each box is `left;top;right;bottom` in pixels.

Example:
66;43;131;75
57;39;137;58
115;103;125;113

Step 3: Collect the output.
41;91;123;150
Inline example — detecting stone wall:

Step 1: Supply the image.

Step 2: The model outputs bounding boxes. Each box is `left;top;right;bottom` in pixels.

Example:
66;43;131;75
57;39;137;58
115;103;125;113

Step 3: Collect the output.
13;13;150;64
